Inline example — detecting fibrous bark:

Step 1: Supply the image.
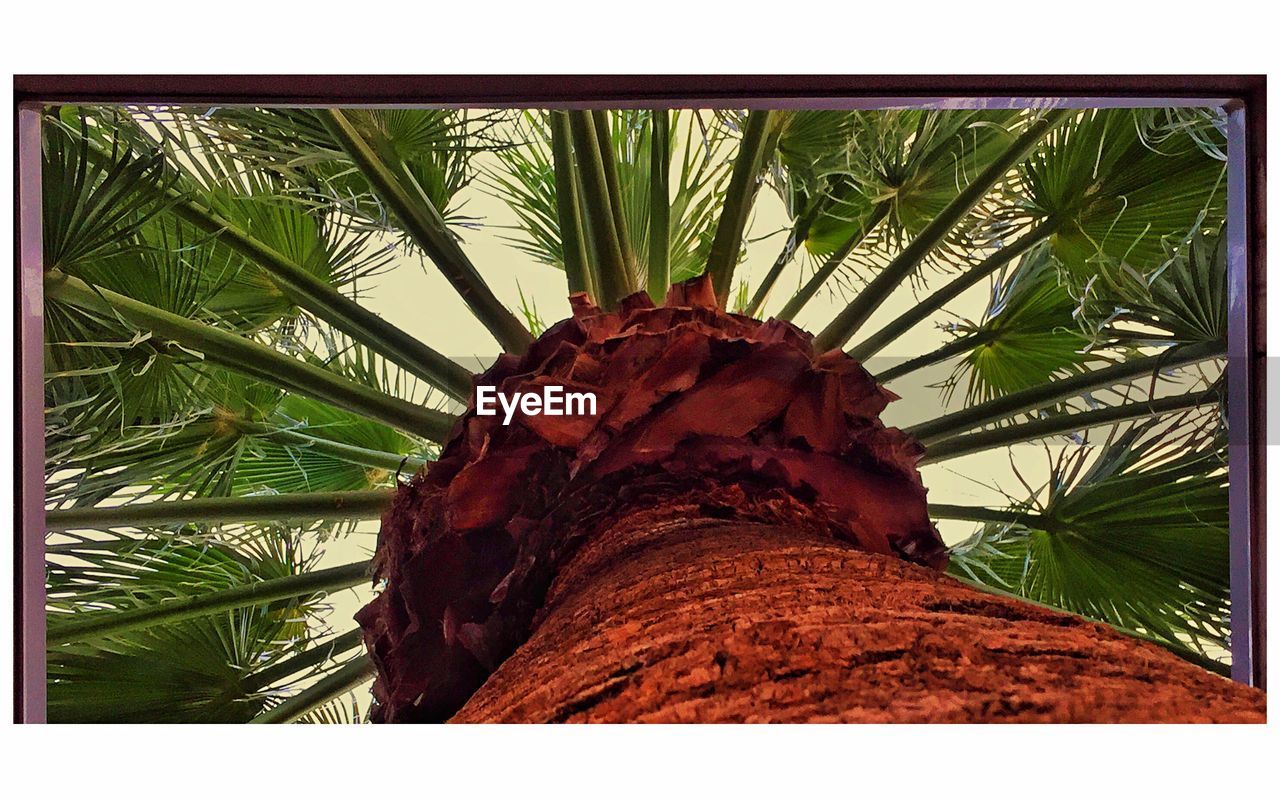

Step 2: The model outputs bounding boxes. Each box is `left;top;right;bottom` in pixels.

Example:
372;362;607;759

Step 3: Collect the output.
357;274;1264;723
454;515;1265;723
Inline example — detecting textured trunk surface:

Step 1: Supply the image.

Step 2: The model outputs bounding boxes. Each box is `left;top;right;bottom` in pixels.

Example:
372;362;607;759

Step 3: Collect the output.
454;512;1265;723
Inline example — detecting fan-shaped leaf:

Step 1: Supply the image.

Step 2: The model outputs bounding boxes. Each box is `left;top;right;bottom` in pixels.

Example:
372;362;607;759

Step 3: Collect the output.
1021;108;1226;281
944;242;1098;405
947;416;1229;658
46;529;329;723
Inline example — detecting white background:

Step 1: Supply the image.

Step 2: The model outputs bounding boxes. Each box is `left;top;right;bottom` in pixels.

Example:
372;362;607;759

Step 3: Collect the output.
2;4;1276;798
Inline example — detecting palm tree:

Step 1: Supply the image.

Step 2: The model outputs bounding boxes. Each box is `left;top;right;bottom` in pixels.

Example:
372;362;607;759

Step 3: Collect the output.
40;103;1263;722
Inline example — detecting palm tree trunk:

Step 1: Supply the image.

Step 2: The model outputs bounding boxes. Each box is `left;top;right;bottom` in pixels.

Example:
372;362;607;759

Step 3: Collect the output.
452;514;1264;723
357;275;1258;724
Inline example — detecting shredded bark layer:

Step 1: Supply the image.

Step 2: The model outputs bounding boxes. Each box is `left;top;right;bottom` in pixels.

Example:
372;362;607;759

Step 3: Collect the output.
454;516;1265;723
358;276;946;722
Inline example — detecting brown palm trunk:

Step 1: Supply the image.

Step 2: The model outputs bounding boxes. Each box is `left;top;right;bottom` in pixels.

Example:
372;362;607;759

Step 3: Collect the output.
359;275;1264;723
453;511;1264;723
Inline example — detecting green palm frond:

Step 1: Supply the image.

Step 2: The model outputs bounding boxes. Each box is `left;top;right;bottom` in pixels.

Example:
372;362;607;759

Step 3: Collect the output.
141;106;498;231
47;527;314;620
942;242;1098;406
195;186;397;325
778;109;1032;321
41;124;407;462
249;655;376;724
44;226;250;450
47;419;240;507
1091;229;1228;348
292;694;367;724
48;344;431;508
947;415;1230;657
845;109;1229;361
1136;107;1228;162
235;399;423;495
483;112;562;267
812;109;1026;254
757;109;871;255
772;110;862;194
61;106;476;399
46;528;333;723
1021;108;1226;282
42;110;176;273
46;323;433;506
106;118;403;326
618;110;737;285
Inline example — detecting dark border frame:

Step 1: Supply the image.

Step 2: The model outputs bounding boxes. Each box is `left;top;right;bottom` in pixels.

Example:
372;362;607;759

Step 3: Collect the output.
13;75;1267;723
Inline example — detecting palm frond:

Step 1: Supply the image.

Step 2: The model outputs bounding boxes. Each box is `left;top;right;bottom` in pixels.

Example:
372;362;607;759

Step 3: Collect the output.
1021;108;1227;282
943;242;1098;405
773;109;1028;320
1136;107;1228;163
292;693;368;724
147;106;498;230
947;416;1230;658
1090;229;1228;348
815;110;1070;350
320;108;532;353
45;270;455;441
42;109;177;272
47;340;432;510
46;528;333;722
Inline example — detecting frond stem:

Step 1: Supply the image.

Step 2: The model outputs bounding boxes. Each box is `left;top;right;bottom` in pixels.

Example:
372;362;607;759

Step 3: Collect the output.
248;657;376;724
549;111;593;297
875;330;993;384
706;110;781;305
246;423;431;473
592;110;637;277
776;203;889;321
320;109;532;354
848;216;1063;361
47;560;372;645
45;489;393;531
919;386;1220;465
567;111;633;306
928;503;1044;527
648;110;672;301
77;132;474;401
243;629;366;693
907;339;1224;444
168;195;475;402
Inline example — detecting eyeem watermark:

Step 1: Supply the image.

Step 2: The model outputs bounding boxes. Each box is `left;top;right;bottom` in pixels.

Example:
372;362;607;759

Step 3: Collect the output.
475;385;598;425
